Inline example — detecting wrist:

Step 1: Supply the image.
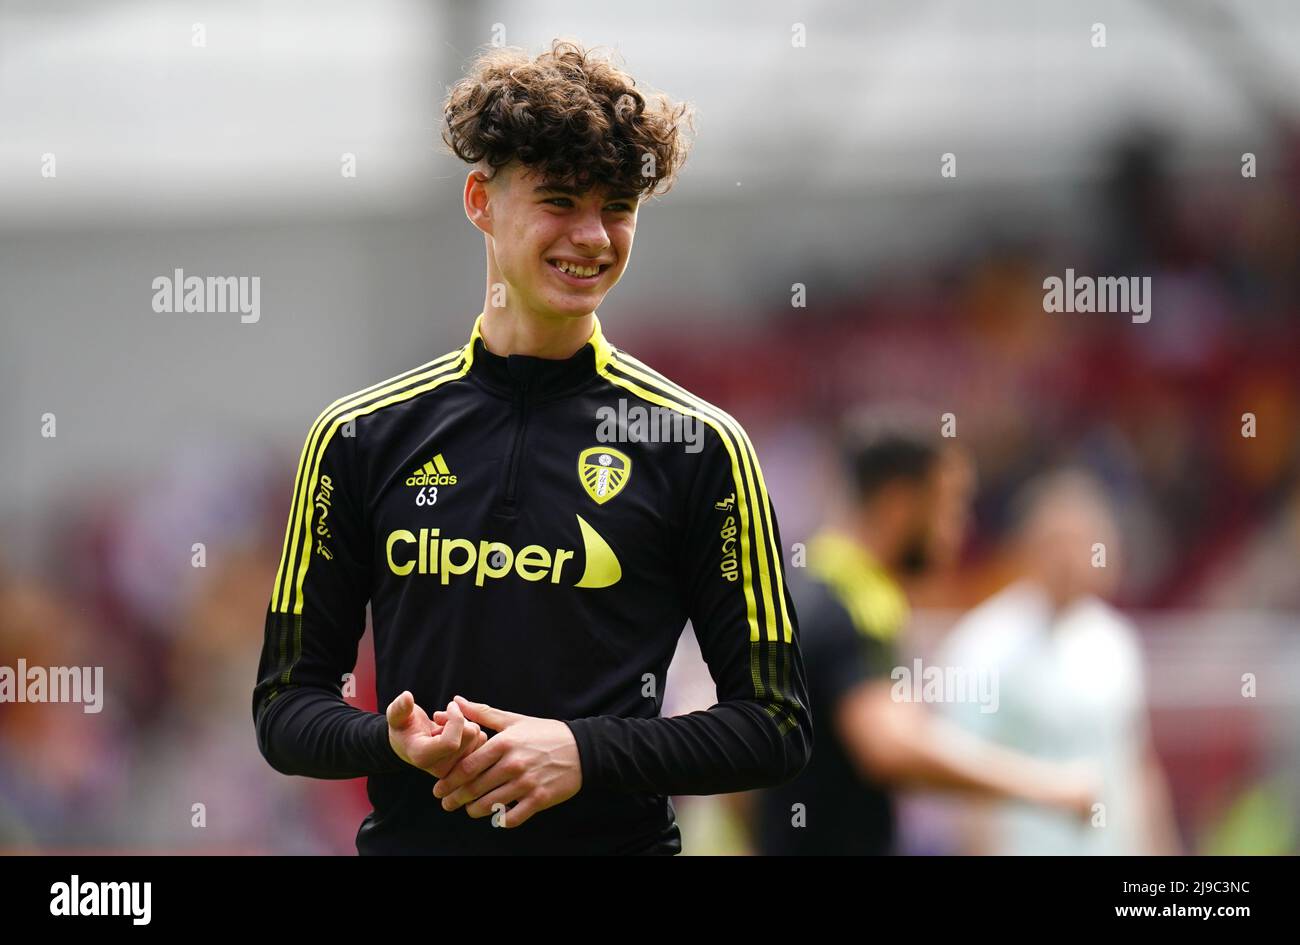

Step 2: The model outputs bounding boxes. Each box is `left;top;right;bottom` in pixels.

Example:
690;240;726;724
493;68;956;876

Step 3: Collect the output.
377;712;408;767
562;718;600;793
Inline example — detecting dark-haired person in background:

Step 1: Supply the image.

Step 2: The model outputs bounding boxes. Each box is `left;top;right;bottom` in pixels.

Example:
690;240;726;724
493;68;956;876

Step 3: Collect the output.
751;414;1098;855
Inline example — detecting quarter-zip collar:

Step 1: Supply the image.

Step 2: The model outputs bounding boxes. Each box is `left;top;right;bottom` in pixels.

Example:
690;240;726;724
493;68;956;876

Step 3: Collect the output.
464;310;613;401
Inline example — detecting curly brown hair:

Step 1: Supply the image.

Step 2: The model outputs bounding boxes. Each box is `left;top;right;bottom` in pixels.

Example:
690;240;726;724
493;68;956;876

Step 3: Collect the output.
441;39;695;199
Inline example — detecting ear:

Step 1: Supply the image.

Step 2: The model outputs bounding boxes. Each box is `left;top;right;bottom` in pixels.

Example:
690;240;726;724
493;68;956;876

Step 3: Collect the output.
464;169;494;235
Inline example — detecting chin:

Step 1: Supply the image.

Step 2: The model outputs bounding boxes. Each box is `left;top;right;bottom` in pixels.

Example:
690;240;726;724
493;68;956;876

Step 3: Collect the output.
546;295;605;316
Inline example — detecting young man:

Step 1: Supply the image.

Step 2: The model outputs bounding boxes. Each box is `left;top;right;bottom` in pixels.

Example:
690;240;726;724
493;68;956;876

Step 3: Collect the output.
252;39;811;854
752;414;1098;855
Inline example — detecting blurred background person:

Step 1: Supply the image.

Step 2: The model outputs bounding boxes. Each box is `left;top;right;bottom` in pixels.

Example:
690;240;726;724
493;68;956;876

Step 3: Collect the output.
937;470;1181;855
747;412;1100;856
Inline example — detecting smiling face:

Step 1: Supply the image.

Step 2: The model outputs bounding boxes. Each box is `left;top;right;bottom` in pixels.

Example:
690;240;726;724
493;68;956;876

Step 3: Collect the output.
468;160;640;322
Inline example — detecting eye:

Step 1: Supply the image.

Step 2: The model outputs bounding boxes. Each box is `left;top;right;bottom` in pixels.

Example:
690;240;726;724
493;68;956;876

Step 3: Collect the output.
606;202;634;213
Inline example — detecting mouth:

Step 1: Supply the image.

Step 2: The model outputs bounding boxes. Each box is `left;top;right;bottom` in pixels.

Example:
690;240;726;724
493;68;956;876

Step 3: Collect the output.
547;258;610;287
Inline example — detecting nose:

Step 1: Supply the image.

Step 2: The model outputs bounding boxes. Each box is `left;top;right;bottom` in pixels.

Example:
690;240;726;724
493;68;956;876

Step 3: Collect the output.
569;206;611;254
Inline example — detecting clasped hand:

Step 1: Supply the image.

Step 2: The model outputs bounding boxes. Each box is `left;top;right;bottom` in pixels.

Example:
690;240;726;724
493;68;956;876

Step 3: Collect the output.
386;692;581;828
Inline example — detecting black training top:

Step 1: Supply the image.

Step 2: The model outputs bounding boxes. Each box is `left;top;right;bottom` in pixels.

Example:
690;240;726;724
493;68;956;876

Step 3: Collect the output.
752;531;907;856
252;312;811;854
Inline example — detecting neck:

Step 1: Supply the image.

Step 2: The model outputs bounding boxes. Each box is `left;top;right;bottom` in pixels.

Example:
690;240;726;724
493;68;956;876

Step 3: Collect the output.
480;252;595;359
479;306;594;359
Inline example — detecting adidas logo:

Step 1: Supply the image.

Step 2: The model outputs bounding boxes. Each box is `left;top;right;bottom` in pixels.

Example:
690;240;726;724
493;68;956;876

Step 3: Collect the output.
406;453;458;486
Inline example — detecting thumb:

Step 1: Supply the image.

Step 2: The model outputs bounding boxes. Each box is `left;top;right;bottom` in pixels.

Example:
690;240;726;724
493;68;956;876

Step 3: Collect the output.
454;694;519;731
386;691;414;729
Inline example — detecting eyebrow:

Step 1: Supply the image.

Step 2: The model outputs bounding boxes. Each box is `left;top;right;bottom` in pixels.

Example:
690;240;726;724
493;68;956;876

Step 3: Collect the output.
534;184;640;202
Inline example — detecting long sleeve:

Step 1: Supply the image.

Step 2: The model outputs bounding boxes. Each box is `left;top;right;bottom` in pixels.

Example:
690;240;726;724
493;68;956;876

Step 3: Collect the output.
565;419;812;795
252;408;409;779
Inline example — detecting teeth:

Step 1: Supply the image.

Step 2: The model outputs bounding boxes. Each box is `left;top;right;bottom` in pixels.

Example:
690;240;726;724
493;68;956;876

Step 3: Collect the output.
555;260;600;278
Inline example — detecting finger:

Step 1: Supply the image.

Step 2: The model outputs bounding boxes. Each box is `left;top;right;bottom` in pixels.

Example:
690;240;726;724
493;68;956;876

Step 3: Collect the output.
453;694;519;732
433;737;503;798
465;779;528;820
389;693;436;740
386;691;414;728
431;699;465;749
437;720;480;755
428;722;488;778
432;735;508;798
411;715;468;772
432;710;481;738
443;757;513;814
433;715;479;740
500;795;542;829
